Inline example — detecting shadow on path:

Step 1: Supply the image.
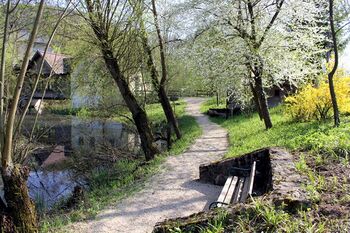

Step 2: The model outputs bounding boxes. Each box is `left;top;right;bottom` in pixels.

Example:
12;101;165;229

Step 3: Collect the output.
68;97;229;233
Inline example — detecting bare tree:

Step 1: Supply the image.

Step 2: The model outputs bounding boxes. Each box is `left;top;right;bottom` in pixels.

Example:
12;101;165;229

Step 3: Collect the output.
82;0;159;160
0;0;11;169
138;0;181;140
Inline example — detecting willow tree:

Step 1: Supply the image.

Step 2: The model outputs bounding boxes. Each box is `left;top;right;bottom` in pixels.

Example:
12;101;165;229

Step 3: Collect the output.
137;0;181;140
82;0;159;160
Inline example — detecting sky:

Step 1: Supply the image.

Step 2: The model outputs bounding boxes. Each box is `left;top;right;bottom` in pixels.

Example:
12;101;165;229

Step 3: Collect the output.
340;43;350;73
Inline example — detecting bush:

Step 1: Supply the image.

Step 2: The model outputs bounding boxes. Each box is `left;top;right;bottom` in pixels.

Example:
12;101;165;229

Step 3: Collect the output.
285;68;350;121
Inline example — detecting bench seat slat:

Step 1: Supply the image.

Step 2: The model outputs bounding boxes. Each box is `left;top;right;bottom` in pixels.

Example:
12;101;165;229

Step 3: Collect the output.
232;177;245;204
224;176;238;204
240;161;257;202
248;161;257;195
240;177;250;202
217;176;233;207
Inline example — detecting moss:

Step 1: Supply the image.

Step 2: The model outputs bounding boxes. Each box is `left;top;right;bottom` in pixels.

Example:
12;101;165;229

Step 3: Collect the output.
2;165;38;233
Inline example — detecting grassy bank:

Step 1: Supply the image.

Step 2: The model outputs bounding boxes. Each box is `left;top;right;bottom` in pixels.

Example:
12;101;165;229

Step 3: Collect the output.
40;100;202;232
203;98;350;160
189;98;350;232
199;97;226;113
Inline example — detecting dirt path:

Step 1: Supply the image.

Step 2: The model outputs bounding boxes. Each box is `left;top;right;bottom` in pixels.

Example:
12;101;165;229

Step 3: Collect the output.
68;98;228;233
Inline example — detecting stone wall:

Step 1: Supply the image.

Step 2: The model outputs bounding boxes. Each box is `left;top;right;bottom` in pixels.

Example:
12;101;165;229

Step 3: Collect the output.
268;148;310;210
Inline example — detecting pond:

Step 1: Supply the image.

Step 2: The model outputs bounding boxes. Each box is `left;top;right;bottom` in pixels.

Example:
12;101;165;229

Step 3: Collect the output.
1;115;140;210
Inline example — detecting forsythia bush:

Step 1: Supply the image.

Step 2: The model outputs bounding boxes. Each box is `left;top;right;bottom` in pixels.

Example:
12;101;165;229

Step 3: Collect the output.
285;68;350;121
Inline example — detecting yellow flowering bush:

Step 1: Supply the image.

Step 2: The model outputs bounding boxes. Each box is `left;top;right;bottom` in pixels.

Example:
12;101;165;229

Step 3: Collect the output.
285;68;350;121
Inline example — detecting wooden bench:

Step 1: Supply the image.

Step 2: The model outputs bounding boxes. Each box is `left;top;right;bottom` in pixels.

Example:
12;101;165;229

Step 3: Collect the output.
209;161;256;209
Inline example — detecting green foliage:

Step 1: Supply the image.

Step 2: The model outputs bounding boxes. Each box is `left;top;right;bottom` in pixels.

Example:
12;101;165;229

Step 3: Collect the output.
76;107;92;118
295;154;309;173
146;100;185;125
285;68;350;122
202;200;329;233
252;199;290;231
199;209;228;233
44;100;78;115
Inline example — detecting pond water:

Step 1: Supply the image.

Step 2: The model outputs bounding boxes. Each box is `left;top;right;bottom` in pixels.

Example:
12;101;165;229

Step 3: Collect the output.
1;115;140;209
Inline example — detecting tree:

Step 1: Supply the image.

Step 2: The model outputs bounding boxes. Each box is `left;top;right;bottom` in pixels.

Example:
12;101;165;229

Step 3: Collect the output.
328;0;340;127
82;0;159;160
222;0;285;129
1;1;45;232
0;0;11;165
138;0;181;140
0;1;73;231
179;0;325;128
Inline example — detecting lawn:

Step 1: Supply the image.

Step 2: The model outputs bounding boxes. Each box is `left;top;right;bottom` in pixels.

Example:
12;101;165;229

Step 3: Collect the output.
204;99;350;160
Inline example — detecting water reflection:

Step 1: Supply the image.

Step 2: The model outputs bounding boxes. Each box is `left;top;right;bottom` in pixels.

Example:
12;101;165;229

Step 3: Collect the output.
24;116;139;159
3;115;140;209
27;170;81;208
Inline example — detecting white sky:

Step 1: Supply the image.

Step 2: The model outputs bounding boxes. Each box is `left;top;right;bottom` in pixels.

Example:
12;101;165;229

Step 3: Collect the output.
340;43;350;73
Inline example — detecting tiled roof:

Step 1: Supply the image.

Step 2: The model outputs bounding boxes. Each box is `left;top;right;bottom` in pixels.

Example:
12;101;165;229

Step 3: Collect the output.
31;50;70;75
41;51;69;74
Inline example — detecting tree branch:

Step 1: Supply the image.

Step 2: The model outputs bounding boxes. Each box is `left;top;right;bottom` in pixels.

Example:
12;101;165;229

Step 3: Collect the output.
257;0;284;48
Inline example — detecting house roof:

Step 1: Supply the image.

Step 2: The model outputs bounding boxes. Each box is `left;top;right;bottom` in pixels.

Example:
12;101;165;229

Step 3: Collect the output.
30;50;70;75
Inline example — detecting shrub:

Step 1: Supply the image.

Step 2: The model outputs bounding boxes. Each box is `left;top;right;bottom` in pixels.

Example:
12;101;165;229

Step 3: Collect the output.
285;68;350;121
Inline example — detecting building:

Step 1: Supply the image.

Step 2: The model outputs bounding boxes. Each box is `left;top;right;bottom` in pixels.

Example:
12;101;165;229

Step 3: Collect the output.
21;50;71;113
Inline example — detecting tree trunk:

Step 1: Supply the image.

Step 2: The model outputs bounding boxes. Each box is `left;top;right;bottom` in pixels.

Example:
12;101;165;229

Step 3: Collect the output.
249;82;263;120
0;211;15;233
254;76;272;129
150;0;181;140
0;1;44;231
328;0;340;127
85;0;159;160
158;86;181;139
2;0;45;168
102;48;159;161
217;91;219;106
2;165;37;233
0;0;10;154
139;21;181;140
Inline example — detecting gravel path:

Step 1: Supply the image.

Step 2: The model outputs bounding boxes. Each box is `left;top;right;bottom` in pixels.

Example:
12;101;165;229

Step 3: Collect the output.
67;97;228;233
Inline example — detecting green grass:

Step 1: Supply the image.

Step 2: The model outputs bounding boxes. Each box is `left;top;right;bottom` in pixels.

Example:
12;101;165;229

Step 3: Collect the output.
200;97;226;113
203;98;350;159
189;98;350;233
40;99;202;232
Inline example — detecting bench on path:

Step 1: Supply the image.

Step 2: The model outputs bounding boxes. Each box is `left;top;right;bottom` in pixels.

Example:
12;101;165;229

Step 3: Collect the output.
209;161;256;209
